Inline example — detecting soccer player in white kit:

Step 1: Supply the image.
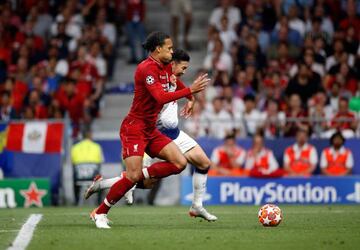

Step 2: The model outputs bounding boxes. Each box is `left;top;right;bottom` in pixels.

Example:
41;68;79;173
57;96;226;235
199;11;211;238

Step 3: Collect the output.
85;49;217;221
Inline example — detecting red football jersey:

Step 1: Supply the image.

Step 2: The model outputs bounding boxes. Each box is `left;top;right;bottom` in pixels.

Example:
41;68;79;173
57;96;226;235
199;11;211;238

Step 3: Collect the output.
127;56;191;129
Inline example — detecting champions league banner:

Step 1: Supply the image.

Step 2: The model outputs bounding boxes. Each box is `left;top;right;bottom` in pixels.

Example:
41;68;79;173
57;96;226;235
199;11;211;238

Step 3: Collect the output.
181;176;360;205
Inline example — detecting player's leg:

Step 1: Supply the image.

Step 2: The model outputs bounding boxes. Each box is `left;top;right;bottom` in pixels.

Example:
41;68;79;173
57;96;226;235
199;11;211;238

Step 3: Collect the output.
90;120;148;228
184;145;210;206
95;133;186;213
84;156;160;202
184;145;217;221
142;130;188;180
124;156;162;205
91;156;143;227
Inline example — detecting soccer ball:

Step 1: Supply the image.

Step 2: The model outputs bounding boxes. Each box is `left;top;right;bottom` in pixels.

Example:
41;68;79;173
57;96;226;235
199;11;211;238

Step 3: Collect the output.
258;204;283;227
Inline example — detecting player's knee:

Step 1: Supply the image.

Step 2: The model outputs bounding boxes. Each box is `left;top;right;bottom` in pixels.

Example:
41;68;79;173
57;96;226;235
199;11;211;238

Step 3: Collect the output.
198;158;211;170
126;169;143;183
174;156;187;171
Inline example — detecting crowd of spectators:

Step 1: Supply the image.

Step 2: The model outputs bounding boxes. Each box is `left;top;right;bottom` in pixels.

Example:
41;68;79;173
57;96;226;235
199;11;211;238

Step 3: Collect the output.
0;0;127;137
184;0;360;139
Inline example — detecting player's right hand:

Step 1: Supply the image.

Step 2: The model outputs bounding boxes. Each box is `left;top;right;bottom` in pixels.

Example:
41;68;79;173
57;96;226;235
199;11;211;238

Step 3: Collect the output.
190;73;210;94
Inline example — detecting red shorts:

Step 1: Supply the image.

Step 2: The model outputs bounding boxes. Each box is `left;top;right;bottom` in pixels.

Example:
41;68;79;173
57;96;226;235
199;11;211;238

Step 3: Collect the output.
120;116;172;159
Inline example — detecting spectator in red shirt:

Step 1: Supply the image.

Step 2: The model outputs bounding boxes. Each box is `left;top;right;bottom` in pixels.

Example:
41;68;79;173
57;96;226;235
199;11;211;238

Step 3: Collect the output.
323;97;357;138
283;128;318;177
56;78;85;137
23;89;48;119
69;45;102;100
14;19;45;63
339;0;360;33
5;77;29;115
209;133;246;176
327;63;357;95
284;94;308;137
320;131;354;176
245;131;283;178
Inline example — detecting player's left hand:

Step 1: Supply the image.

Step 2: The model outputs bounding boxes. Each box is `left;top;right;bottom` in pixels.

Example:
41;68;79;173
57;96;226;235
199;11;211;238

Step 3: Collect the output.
180;100;195;118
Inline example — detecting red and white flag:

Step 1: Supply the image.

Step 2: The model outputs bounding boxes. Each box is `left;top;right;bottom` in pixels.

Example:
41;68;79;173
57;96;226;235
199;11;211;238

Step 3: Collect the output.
6;122;64;153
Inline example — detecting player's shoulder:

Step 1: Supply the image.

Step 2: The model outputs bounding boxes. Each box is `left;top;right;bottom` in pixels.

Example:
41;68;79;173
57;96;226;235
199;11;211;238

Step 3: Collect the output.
138;58;159;71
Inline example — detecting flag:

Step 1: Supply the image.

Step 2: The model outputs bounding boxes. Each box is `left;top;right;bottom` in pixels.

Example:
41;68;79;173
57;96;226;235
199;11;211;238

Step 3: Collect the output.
6;122;63;153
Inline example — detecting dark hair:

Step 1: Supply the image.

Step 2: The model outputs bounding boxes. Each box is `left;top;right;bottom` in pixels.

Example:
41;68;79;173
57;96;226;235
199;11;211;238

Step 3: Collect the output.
172;49;190;62
330;131;345;145
339;96;349;103
2;90;11;98
244;94;255;102
63;77;76;84
224;132;236;140
254;128;265;138
296;127;310;136
142;31;170;52
81;126;92;139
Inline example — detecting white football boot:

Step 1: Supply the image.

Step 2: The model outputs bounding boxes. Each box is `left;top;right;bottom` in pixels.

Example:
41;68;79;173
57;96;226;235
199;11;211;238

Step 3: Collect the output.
90;209;111;229
124;185;136;205
84;175;103;200
189;206;218;222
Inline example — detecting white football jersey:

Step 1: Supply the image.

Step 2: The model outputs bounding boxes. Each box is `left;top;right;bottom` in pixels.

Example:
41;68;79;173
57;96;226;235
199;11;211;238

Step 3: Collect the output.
157;81;179;130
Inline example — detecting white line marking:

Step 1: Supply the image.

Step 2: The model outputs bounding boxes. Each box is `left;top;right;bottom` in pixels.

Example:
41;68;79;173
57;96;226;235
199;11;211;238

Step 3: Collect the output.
7;214;42;250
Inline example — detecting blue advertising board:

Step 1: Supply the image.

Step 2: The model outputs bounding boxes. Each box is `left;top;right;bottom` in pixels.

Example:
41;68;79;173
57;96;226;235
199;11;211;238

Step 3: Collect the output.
181;176;360;205
96;138;360;174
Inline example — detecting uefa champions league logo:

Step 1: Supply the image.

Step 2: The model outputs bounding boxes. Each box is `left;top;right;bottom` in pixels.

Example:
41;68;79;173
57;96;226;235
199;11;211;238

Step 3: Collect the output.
185;190;212;203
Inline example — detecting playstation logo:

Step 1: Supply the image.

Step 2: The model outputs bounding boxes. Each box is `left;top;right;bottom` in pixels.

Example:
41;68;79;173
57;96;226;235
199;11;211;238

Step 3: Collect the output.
346;183;360;203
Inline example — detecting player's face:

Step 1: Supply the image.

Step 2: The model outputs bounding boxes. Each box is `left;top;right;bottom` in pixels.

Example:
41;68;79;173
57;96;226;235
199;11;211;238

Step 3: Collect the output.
172;61;189;77
158;38;173;64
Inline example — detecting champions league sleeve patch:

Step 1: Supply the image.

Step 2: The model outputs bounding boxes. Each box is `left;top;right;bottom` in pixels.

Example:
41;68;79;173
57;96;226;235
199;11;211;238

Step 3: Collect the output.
146;75;155;85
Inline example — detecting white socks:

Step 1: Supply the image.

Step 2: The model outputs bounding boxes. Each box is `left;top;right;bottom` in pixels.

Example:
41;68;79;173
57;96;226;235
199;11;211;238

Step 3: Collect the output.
192;172;207;208
99;176;121;189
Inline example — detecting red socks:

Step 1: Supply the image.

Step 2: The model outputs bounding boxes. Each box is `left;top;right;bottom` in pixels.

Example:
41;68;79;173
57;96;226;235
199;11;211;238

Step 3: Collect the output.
145;162;183;179
96;162;183;214
96;175;134;214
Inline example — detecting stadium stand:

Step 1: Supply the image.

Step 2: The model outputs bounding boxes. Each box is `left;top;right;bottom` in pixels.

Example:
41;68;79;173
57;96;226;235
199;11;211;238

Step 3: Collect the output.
193;0;359;140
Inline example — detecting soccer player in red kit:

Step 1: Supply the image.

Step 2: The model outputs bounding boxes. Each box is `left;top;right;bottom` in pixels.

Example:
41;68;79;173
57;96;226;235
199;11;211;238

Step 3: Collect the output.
90;31;210;228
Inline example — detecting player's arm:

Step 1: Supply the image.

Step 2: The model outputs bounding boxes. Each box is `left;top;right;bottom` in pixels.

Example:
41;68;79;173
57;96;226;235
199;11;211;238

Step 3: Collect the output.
146;73;209;105
180;95;196;118
177;79;198;118
176;79;194;100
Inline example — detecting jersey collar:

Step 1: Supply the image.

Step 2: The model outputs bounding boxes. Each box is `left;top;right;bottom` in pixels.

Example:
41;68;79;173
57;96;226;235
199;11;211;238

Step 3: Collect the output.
149;56;165;69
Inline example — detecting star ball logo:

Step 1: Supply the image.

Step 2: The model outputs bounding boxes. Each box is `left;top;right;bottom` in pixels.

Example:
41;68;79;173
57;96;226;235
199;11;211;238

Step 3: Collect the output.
146;75;155;85
20;182;47;208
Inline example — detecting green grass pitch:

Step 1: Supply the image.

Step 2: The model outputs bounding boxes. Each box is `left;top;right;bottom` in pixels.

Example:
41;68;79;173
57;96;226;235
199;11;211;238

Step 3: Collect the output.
1;205;360;250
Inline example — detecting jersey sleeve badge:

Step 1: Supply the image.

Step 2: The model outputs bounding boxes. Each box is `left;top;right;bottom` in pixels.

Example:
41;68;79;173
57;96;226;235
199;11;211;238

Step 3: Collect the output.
146;75;155;85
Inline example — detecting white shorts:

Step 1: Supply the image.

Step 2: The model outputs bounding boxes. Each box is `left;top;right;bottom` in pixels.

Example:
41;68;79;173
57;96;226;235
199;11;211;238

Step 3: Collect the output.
143;130;197;167
170;0;192;17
